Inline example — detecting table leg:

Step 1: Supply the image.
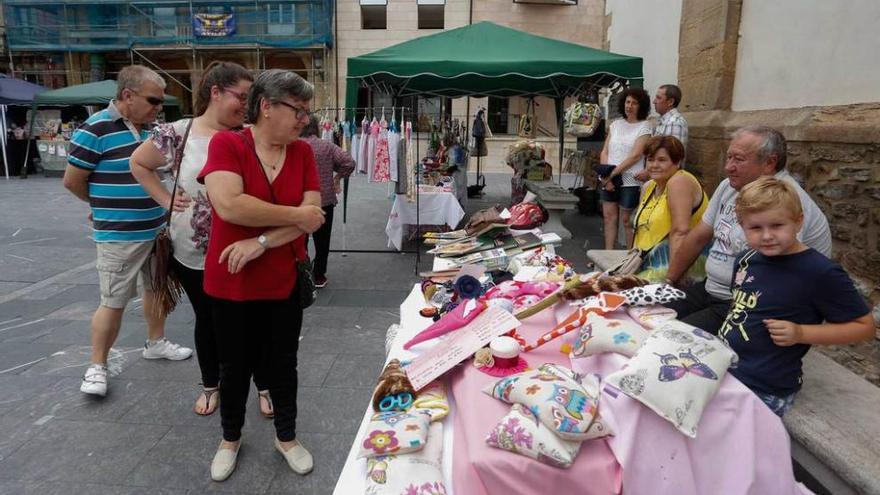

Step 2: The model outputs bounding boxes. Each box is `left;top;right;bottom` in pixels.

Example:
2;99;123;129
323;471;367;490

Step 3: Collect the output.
543;208;572;239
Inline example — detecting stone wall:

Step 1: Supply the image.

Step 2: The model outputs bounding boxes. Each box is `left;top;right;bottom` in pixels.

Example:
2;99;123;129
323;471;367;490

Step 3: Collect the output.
684;103;880;305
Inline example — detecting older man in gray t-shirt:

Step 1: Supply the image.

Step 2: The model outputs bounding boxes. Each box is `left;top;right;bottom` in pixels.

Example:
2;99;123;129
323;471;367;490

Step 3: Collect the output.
665;126;831;333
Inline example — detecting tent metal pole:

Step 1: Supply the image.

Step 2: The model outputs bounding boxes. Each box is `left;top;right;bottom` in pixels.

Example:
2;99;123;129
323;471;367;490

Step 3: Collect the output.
1;105;9;180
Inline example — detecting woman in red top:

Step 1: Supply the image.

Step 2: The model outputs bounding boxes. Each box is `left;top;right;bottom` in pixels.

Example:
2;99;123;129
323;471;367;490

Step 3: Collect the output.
199;70;325;482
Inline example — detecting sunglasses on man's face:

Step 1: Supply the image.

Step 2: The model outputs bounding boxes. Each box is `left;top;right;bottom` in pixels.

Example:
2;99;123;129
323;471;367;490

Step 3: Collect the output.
131;91;164;107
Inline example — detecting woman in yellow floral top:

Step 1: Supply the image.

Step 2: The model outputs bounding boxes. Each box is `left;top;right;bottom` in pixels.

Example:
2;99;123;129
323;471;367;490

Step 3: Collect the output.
632;136;709;282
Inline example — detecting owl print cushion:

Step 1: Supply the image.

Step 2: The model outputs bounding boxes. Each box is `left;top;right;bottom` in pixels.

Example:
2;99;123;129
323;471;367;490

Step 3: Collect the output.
482;363;612;441
486;403;583;468
605;320;738;438
569;313;650;359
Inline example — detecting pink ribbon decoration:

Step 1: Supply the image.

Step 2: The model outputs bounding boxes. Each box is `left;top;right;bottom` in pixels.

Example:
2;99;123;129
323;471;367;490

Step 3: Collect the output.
522;292;627;352
404;299;487;350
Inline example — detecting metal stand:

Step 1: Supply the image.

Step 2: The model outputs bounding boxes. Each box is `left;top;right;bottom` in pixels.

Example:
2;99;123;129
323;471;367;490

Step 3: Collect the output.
317;105;421;273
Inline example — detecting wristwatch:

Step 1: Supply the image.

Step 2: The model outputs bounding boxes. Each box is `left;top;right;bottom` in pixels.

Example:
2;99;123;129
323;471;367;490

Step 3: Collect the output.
257;234;270;249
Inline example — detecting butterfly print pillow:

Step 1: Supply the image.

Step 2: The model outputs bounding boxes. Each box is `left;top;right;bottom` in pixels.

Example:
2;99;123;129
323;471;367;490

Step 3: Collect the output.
605;320;738;438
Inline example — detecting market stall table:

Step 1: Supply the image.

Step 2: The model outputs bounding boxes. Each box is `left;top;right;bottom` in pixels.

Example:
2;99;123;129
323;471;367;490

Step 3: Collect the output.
385;192;465;251
333;281;812;495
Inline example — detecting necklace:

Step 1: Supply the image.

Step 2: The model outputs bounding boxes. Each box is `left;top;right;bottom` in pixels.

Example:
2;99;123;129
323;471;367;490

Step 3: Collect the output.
255;140;284;171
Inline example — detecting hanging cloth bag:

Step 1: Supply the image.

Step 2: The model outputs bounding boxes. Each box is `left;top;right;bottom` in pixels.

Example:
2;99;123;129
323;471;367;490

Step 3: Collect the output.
518;98;538;139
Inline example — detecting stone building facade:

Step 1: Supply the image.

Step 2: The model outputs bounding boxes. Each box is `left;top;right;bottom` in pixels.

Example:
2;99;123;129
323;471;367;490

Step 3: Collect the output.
678;0;880;310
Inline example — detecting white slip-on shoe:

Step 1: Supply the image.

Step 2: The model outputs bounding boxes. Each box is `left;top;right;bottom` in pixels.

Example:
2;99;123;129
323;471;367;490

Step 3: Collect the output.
211;442;240;482
80;364;108;397
275;438;313;475
143;338;193;361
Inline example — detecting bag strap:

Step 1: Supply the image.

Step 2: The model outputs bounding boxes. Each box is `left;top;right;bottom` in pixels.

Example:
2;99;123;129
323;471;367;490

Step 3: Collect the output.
631;181;670;253
163;118;194;225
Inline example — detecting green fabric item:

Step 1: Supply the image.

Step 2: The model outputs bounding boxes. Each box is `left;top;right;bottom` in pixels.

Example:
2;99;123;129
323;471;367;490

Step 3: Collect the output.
345;21;643;110
33;80;179;107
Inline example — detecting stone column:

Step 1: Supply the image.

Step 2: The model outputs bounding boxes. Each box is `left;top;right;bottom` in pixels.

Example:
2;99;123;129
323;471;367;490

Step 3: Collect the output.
676;0;743;189
677;0;742;112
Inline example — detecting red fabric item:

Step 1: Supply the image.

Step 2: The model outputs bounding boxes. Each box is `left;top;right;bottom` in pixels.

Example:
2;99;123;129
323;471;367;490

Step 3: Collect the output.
198;129;321;301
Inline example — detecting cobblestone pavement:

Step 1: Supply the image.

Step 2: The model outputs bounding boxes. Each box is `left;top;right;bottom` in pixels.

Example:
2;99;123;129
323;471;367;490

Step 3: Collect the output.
0;172;604;494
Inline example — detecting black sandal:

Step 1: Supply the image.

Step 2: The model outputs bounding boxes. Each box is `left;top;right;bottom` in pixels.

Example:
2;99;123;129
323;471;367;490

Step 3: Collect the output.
194;388;219;416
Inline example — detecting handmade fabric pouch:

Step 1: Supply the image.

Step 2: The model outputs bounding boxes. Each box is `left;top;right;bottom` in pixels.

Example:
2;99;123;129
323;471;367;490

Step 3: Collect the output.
482;363;612;441
569;313;649;359
604;320;738;438
486;403;583;468
618;283;686;306
626;305;677;329
359;410;432;458
412;380;449;422
365;422;447;494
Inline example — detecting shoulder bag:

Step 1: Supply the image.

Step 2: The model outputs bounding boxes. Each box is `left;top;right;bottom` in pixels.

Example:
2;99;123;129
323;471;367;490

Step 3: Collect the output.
240;132;317;309
151;118;194;316
605;183;666;276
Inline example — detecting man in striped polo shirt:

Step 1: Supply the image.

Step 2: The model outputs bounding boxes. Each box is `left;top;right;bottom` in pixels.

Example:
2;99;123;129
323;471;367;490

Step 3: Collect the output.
63;65;192;397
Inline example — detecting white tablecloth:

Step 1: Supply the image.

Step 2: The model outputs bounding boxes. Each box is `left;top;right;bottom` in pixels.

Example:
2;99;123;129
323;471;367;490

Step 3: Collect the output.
332;284;458;495
385;192;465;251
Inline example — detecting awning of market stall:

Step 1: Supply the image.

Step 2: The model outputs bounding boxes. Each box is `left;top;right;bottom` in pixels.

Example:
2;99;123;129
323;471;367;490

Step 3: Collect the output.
0;74;48;105
345;21;643;104
32;79;180;107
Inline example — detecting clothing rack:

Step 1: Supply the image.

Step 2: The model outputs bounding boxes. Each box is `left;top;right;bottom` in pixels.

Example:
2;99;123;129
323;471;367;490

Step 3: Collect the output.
312;106;422;272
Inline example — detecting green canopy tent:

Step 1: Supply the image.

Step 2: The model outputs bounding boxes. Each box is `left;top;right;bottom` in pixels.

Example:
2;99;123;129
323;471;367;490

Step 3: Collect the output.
31;79;180;107
23;80;180;176
344;21;643;219
346;21;643;102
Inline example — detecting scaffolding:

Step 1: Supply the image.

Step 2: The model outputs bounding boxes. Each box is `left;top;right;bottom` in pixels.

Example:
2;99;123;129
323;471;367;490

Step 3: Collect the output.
3;0;333;51
3;1;334;106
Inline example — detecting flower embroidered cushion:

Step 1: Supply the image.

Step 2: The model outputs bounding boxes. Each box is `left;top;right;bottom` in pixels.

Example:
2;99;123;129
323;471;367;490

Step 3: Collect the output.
359;410;432;459
569;313;650;359
365;422;447;495
605;320;738;438
482;363;612;441
486;403;582;468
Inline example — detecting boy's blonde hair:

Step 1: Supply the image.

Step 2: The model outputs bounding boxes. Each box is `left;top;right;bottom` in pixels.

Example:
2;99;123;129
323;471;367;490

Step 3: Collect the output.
735;176;803;222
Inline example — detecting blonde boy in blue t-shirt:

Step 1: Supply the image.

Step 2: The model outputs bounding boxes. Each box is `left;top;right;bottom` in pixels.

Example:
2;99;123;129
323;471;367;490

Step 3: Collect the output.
719;177;874;416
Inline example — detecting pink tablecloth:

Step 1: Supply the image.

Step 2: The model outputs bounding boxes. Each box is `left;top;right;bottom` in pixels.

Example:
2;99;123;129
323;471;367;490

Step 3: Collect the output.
449;307;622;495
449;304;812;495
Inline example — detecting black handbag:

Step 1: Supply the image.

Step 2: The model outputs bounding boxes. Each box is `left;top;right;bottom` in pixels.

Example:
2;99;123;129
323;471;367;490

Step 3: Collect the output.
240;132;317;309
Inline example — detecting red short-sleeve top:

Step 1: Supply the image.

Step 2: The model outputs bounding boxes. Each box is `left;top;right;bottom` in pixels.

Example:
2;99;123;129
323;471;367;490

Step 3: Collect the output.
198;128;320;301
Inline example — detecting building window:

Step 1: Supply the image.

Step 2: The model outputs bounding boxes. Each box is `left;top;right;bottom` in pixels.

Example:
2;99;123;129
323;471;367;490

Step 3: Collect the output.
487;97;509;134
418;0;445;29
361;0;387;29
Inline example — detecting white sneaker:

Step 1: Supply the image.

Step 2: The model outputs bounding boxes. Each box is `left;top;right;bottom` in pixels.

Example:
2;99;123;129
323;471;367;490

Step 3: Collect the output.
142;338;193;361
80;364;108;397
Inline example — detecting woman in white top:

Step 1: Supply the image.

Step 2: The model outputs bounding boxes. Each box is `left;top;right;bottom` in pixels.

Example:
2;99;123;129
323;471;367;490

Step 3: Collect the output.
130;62;275;418
599;87;653;249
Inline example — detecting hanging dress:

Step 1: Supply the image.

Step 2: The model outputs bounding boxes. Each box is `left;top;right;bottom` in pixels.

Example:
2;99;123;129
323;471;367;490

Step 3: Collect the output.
358;116;370;174
372;116;391;183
